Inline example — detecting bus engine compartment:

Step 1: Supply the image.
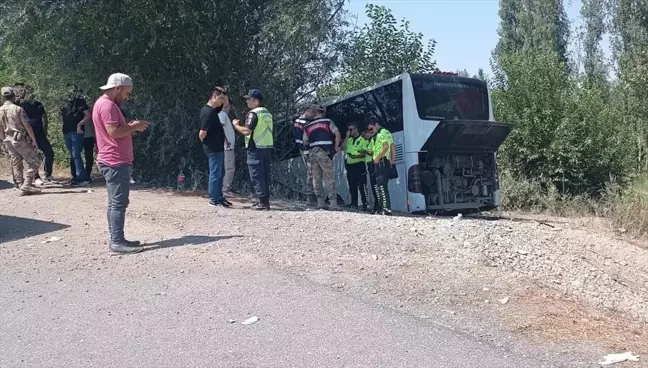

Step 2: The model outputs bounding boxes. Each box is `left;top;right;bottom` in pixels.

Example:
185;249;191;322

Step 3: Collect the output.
417;152;500;211
407;119;512;213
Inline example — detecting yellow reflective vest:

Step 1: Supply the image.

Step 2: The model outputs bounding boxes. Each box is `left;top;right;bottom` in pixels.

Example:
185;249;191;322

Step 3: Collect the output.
245;107;274;149
345;136;368;164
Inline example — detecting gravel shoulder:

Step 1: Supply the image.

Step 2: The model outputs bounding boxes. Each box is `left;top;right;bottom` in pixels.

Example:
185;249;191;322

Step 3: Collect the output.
1;169;648;367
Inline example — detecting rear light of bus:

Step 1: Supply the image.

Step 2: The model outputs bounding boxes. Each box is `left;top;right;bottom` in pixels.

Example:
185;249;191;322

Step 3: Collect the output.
408;165;422;193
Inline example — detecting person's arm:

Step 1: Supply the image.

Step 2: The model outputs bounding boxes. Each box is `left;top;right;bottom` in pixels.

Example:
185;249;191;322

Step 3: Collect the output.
219;111;231;149
102;104;148;138
374;141;389;163
390;142;396;163
329;121;341;152
303;130;309;148
39;103;48;136
76;100;91;133
18;108;38;150
199;109;210;142
232;112;256;137
341;132;349;152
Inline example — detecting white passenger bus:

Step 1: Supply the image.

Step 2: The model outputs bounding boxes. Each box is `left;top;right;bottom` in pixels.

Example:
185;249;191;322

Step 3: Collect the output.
271;72;512;214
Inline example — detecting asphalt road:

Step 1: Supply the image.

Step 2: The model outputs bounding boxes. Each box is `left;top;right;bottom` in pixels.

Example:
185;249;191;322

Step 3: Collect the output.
0;179;593;368
2;260;559;368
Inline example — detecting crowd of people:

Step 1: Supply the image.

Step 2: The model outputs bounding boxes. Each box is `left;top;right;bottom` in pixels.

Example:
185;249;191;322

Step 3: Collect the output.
2;73;397;254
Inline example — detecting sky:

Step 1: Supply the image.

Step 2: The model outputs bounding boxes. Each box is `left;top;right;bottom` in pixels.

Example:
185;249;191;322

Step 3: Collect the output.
347;0;608;76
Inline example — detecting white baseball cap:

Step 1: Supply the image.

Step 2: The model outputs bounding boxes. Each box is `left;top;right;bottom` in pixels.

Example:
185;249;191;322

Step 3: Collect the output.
99;73;133;90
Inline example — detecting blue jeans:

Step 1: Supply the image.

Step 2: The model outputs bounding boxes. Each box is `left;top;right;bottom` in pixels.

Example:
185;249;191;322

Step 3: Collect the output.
208;151;225;202
99;164;132;245
64;132;87;182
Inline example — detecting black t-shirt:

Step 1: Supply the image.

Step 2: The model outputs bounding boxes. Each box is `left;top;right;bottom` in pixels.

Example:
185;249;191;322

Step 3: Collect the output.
20;100;46;136
200;105;225;154
60;97;89;134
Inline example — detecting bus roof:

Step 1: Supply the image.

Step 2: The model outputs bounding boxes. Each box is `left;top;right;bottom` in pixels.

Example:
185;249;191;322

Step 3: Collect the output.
277;72;487;124
318;72;487;108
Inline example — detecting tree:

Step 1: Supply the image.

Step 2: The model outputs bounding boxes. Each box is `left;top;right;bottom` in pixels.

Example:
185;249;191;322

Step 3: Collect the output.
0;0;350;186
319;3;437;97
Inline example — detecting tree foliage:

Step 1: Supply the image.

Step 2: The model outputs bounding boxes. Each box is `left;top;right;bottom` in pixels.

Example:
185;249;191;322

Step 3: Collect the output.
0;0;349;186
491;0;640;195
319;3;437;97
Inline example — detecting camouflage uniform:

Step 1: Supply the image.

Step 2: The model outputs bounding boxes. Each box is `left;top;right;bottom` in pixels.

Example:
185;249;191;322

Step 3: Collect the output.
301;150;315;202
309;147;337;209
0;93;41;195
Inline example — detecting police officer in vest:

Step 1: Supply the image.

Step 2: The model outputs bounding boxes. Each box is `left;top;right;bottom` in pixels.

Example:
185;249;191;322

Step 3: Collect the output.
302;105;341;210
367;118;395;215
293;107;317;206
232;89;273;210
342;122;369;210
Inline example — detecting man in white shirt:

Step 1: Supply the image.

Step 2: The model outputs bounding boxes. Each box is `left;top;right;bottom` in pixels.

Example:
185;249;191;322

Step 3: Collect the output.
214;86;236;197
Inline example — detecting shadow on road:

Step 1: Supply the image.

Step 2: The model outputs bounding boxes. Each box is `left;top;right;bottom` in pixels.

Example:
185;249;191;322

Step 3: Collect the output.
142;235;243;252
0;215;70;243
0;179;15;190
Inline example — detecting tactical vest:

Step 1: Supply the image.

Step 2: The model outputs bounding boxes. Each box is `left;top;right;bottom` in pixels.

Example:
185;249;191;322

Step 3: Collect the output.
246;107;274;149
293;116;308;150
304;117;335;152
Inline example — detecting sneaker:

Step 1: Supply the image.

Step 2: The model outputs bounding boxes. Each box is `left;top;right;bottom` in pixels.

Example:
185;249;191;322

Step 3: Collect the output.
381;210;392;216
209;199;231;208
222;198;233;207
223;189;237;198
78;180;90;187
125;240;143;247
130;176;136;184
34;178;44;186
43;176;58;184
109;243;143;254
251;202;270;211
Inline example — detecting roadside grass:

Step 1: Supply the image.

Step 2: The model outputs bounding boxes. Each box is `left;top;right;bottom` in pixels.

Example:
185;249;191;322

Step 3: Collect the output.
500;170;648;239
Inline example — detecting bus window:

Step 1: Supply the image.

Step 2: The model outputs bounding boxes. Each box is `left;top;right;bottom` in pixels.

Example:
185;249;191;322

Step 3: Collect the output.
412;75;489;121
370;81;404;132
326;80;404;134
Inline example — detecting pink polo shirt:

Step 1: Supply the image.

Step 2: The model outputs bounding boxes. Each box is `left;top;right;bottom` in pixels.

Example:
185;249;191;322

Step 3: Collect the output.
92;95;133;166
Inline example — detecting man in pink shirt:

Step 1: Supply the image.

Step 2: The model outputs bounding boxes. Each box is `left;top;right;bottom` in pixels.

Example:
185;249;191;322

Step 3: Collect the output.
92;73;149;254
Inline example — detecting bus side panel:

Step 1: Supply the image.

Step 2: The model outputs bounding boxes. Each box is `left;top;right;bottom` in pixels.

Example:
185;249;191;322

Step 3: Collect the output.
388;131;408;213
334;153;350;205
401;75;428;213
405;152;426;213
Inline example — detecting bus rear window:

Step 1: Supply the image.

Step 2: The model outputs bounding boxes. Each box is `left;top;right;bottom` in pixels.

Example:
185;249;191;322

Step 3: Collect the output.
412;76;489;121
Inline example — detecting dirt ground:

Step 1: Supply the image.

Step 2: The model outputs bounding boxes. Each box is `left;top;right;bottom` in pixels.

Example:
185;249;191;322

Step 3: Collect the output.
2;162;648;366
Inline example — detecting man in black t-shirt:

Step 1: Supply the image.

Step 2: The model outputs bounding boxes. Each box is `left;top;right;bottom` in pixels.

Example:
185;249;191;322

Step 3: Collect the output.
199;89;231;208
60;86;91;186
13;83;55;184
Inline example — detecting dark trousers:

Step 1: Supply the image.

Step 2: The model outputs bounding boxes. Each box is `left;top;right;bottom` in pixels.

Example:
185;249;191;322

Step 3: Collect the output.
346;162;368;207
367;162;379;210
373;159;392;212
34;134;54;179
247;148;272;204
99;164;132;245
70;137;95;180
